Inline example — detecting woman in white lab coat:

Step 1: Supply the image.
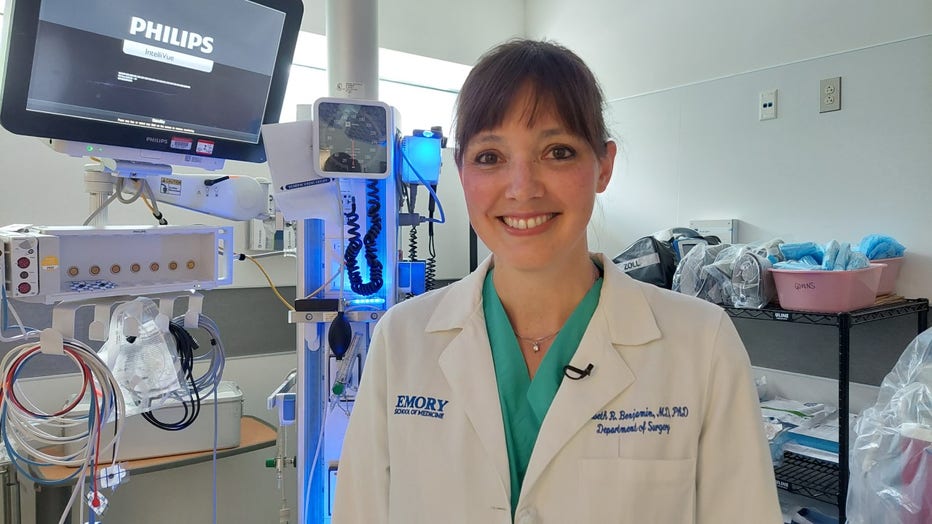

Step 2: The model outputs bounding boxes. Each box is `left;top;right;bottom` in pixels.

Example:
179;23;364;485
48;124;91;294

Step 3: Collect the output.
332;39;783;524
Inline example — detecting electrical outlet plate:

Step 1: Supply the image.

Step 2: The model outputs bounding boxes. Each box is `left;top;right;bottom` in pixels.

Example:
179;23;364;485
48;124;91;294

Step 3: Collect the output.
759;89;777;121
820;77;841;113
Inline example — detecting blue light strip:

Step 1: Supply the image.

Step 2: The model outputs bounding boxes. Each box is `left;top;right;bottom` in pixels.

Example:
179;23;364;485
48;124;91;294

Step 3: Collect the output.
347;297;385;306
302;218;326;524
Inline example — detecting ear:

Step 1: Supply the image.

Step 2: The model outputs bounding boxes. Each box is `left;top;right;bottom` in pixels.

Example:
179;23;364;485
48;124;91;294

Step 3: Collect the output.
595;140;617;193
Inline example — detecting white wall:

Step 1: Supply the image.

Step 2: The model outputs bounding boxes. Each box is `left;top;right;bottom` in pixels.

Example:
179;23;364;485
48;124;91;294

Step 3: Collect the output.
527;0;932;100
527;2;932;300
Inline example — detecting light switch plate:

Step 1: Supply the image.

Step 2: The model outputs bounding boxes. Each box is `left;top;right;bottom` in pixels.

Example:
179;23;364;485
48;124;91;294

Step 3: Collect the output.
760;89;777;120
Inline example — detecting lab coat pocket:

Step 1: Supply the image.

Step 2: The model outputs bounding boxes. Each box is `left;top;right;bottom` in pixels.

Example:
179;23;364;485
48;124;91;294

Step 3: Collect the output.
578;457;696;524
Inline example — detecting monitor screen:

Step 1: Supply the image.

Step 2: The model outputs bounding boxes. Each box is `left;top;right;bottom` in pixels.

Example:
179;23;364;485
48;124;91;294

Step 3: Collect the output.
314;98;393;179
0;0;303;165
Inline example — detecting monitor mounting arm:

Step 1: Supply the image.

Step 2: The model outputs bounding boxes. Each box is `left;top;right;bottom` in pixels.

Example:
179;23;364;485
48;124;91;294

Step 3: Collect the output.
84;158;271;224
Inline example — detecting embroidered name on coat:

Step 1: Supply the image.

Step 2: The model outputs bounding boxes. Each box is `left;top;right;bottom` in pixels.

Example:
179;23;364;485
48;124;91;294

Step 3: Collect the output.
591;405;690;436
394;395;449;419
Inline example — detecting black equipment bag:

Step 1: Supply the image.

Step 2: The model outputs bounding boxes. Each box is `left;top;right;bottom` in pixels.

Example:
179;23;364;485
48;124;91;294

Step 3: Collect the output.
612;228;720;289
612;236;677;289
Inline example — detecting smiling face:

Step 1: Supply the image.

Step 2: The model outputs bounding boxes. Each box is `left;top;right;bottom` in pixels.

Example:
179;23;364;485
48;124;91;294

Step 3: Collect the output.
459;87;616;274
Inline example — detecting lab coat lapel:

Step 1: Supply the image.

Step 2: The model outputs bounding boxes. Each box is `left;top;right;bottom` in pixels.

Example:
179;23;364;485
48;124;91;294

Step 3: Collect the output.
520;255;660;498
520;313;634;497
434;258;511;497
438;316;510;495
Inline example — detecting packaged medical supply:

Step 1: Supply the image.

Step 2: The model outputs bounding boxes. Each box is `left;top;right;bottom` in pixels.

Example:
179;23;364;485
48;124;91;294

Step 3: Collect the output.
779;242;823;265
97;297;185;411
762;416;792;466
786;417;840;454
857;234;906;260
848;328;932;523
673;240;781;308
760;399;835;429
732;250;776;308
777;240;869;271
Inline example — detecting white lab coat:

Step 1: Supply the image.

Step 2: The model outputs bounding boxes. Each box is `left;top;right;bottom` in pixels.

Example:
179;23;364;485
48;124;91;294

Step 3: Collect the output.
333;253;782;524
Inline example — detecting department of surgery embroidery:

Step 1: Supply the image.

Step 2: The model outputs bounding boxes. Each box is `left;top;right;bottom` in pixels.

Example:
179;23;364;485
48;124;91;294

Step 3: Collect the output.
591;405;689;436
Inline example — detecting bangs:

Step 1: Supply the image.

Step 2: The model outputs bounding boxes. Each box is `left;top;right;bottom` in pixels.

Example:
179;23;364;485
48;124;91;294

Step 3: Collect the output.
454;40;607;166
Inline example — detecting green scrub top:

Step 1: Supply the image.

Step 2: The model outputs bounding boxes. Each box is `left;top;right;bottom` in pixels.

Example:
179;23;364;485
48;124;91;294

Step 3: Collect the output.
482;267;603;515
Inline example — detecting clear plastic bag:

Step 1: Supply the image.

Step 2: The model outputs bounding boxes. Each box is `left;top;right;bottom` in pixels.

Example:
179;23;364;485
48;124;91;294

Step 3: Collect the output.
98;297;184;412
673;243;716;294
672;240;781;308
732;250;776;309
847;327;932;523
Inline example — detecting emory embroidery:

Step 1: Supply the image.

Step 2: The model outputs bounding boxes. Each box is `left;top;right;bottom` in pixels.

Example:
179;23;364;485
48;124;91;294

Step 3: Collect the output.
394;394;449;419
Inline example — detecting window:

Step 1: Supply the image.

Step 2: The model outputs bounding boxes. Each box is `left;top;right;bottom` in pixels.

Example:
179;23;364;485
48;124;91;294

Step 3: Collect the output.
279;32;470;142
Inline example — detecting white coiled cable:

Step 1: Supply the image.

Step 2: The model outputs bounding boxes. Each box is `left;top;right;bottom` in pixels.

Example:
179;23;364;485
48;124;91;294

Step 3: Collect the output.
0;337;126;524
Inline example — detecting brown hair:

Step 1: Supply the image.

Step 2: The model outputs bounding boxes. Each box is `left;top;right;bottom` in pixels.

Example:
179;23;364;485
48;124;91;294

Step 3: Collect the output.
454;39;610;167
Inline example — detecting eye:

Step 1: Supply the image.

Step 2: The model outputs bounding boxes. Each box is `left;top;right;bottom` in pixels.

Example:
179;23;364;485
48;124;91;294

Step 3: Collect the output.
546;145;576;160
473;151;501;165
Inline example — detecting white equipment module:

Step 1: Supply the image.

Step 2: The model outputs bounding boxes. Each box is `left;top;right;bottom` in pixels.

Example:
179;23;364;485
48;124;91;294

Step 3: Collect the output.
1;225;233;304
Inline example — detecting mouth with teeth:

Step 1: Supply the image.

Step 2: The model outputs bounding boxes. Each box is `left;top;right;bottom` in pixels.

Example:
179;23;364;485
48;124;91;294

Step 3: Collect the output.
501;213;556;230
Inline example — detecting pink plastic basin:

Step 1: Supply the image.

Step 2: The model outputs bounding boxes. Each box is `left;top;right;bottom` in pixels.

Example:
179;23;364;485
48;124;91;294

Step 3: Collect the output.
873;257;904;296
770;264;884;313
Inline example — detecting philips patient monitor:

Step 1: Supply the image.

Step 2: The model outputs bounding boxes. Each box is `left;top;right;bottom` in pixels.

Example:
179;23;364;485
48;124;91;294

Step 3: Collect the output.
0;0;304;168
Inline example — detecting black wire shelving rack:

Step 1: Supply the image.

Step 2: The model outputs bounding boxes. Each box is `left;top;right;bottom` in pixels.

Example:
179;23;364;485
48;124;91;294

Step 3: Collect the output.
725;298;930;520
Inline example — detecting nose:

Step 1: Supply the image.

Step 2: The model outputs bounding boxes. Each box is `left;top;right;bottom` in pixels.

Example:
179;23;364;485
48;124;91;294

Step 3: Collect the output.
504;157;543;200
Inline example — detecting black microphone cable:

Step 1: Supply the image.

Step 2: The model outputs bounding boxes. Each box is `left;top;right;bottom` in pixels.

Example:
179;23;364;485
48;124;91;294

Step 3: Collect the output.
563;363;594;380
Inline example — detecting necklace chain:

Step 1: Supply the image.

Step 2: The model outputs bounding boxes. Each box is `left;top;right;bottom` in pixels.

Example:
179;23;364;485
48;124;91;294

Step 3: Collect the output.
511;262;601;353
515;330;560;352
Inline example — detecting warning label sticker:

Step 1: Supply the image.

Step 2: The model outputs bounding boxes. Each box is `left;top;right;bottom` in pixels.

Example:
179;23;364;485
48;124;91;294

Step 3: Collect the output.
160;177;182;197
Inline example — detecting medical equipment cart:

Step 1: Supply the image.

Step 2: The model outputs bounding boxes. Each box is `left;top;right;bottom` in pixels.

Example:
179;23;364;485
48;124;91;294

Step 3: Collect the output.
726;297;930;522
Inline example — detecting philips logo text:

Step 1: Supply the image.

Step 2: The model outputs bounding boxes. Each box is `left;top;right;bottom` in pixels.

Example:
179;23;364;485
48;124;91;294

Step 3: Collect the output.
130;16;214;54
394;394;449;420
